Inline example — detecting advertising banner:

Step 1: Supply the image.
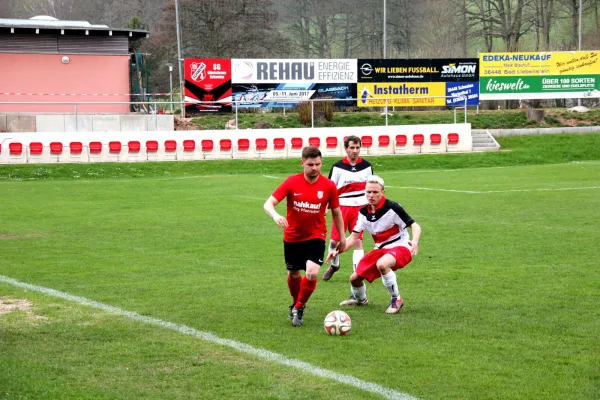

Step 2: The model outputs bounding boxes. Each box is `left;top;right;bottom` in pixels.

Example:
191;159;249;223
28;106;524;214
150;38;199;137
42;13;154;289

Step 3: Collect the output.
480;51;600;100
232;83;356;108
184;58;232;114
357;58;479;107
232;59;357;84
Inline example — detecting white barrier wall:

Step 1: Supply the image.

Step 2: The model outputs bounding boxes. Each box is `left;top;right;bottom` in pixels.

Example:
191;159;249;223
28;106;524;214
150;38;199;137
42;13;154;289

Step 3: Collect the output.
0;124;471;164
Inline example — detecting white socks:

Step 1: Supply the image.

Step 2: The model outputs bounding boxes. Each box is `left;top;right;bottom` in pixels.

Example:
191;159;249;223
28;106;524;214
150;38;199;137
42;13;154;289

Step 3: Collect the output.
328;241;339;267
350;283;367;301
381;270;400;298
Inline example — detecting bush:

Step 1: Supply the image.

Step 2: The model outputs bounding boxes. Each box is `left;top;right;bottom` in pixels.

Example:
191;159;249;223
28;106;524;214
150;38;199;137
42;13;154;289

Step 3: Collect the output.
296;100;334;126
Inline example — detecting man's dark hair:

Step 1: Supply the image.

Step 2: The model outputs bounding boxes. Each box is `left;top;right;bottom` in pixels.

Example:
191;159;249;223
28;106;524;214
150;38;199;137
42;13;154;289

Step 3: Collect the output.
344;135;361;148
302;146;322;160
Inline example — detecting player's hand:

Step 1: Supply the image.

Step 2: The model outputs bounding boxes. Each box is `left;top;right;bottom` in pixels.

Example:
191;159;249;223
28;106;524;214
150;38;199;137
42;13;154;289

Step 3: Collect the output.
408;241;419;256
324;209;328;216
325;250;339;264
273;215;288;229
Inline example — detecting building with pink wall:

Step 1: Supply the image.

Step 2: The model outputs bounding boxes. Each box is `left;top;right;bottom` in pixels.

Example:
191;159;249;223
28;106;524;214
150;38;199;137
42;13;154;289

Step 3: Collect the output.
0;17;148;114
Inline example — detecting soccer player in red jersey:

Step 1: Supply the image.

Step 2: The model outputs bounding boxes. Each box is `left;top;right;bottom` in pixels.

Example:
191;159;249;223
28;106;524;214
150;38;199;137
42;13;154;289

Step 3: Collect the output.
322;135;373;282
264;146;345;327
326;175;422;314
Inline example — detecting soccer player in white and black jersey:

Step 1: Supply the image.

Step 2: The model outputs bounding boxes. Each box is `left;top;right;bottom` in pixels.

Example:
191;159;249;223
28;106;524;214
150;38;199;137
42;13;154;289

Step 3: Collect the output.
322;135;373;282
326;175;422;314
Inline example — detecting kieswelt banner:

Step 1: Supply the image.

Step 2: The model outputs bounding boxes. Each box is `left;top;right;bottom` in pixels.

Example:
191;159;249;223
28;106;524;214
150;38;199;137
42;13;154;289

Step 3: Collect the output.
480;51;600;100
357;59;479;106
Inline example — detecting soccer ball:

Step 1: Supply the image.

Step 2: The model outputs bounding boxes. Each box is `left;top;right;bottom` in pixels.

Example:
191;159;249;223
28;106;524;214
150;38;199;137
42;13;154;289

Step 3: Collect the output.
324;310;351;336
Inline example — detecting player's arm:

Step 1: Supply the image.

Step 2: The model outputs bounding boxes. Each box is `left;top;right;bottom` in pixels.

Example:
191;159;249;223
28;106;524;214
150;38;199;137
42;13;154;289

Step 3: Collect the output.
325;231;358;263
330;206;346;250
264;196;288;229
408;222;422;256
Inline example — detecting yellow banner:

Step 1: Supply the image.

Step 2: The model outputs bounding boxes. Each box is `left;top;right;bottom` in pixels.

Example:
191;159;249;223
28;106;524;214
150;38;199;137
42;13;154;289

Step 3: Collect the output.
357;82;446;107
480;51;599;76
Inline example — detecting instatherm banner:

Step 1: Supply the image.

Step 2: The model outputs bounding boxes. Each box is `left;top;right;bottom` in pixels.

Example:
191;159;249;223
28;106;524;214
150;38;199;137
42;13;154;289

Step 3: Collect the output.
184;58;232;114
479;51;600;100
357;59;480;106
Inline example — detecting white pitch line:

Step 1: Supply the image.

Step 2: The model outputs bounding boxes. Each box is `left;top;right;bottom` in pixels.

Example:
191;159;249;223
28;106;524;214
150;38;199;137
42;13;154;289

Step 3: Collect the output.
263;175;281;179
0;275;418;400
387;185;600;194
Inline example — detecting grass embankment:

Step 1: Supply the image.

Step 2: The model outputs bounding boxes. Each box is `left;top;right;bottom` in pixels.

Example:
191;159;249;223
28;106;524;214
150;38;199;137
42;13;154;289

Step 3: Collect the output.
190;108;600;130
0;133;598;181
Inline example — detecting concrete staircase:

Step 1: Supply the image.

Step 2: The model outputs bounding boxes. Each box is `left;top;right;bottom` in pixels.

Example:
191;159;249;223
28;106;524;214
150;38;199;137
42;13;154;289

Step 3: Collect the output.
471;130;501;152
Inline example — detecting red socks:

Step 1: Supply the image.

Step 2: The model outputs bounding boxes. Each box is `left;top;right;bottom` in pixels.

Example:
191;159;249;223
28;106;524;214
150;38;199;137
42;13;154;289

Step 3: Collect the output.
287;275;301;304
295;276;317;309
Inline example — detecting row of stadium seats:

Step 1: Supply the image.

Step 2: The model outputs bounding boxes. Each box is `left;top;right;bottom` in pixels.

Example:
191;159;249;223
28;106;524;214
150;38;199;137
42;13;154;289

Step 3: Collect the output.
0;133;460;163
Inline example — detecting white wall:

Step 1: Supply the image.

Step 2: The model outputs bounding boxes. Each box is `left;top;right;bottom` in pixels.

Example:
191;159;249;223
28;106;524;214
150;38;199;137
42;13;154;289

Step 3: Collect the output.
0;123;471;164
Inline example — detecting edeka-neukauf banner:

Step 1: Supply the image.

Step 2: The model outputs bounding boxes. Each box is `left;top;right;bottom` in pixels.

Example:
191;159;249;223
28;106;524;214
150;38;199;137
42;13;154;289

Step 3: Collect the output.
357;59;480;107
230;59;357;108
184;58;232;114
479;51;600;100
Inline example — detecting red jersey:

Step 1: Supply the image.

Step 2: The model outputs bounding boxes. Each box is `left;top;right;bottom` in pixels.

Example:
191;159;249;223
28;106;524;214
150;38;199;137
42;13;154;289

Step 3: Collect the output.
272;173;340;243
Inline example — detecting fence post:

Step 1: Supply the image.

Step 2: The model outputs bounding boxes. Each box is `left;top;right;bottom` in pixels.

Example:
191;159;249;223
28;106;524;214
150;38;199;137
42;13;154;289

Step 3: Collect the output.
74;104;78;131
464;96;467;123
235;101;239;129
311;100;314;128
385;98;389;126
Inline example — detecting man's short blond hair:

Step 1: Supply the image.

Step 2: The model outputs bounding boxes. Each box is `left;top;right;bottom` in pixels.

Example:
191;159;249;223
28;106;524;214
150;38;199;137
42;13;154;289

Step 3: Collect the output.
366;175;384;189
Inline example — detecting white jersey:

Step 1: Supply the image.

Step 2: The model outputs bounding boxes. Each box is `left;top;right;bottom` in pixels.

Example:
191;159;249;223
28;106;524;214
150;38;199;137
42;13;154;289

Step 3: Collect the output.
328;157;373;207
353;198;415;249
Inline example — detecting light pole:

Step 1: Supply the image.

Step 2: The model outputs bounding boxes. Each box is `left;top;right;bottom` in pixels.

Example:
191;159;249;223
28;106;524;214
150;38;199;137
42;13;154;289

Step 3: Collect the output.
578;0;582;106
383;0;387;59
175;0;184;117
167;63;174;113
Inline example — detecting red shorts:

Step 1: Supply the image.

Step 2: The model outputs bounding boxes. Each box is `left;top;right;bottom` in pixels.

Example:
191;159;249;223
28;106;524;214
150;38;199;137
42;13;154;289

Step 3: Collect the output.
330;205;364;241
355;246;412;283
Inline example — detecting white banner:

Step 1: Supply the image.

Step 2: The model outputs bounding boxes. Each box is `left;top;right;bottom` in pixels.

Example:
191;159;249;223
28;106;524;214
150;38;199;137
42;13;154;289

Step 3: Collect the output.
232;59;357;84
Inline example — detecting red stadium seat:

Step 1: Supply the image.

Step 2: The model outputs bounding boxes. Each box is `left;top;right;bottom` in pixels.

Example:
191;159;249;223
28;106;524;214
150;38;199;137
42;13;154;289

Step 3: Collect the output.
89;142;102;154
70;142;83;155
220;139;232;151
413;134;424;146
308;137;320;147
378;135;390;146
326;137;338;149
361;136;373;148
447;133;459;145
185;140;198;151
256;138;268;150
109;141;122;153
447;133;460;152
9;142;23;155
395;135;407;147
201;140;213;152
430;133;442;146
29;142;43;155
0;144;2;154
164;140;177;152
49;142;63;155
291;137;303;149
128;141;141;153
146;140;159;153
237;138;250;151
273;138;286;150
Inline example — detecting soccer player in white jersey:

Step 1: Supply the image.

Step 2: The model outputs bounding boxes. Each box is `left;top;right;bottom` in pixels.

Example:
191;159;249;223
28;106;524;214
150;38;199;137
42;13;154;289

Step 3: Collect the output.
322;135;373;282
326;175;422;314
